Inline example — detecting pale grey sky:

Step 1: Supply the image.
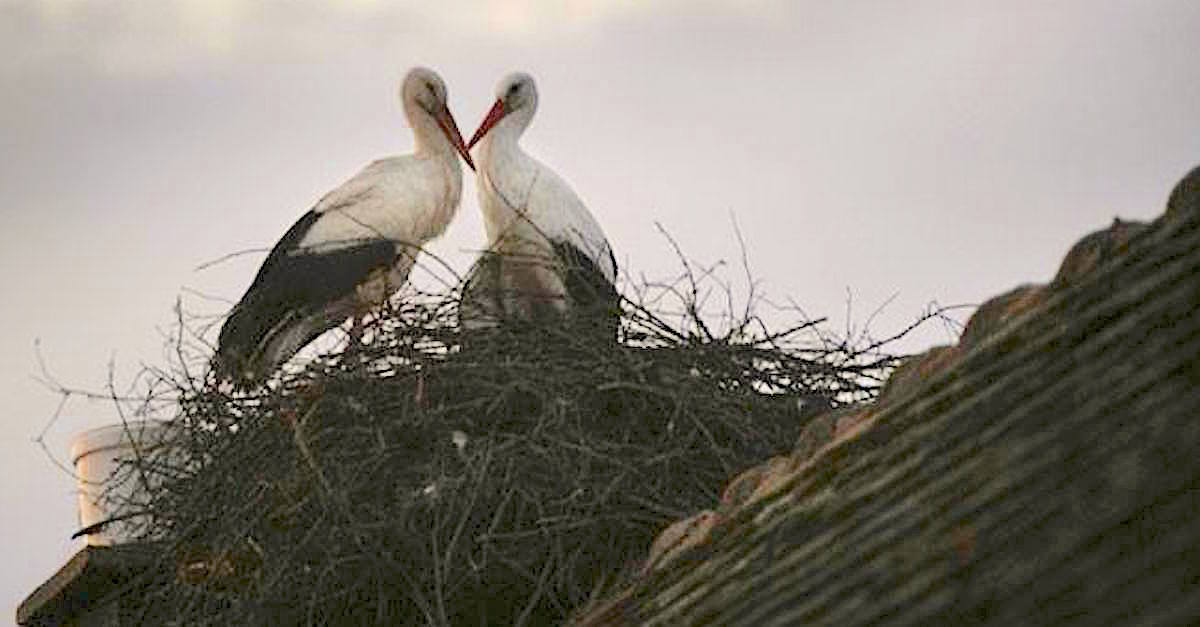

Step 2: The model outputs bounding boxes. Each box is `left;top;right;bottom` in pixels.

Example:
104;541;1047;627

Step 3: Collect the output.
3;1;1199;620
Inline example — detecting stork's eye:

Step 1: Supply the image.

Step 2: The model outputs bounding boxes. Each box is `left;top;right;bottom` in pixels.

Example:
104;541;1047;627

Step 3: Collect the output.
426;82;439;99
507;83;520;97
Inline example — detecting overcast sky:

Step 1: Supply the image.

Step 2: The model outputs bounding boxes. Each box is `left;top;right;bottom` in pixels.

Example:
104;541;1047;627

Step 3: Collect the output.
3;0;1199;620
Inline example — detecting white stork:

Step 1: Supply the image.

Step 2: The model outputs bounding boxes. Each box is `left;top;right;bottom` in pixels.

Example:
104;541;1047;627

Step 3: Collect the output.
214;67;474;384
459;72;619;336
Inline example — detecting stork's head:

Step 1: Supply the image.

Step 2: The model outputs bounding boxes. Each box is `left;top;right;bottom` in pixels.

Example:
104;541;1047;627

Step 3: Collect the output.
401;67;474;170
467;72;539;150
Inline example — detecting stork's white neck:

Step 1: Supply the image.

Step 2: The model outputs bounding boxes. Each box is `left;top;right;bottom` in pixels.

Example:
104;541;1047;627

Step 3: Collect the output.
475;117;535;246
478;105;535;164
404;101;460;164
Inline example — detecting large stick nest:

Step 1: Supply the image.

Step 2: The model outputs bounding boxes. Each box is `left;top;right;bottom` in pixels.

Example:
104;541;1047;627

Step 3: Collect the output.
94;254;908;626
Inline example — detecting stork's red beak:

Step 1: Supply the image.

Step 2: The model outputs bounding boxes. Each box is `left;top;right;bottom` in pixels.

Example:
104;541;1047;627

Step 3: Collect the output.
434;104;475;171
467;99;506;151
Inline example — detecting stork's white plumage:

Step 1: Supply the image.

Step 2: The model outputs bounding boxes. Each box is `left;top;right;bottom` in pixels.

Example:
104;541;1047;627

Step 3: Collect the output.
460;72;619;334
214;67;473;384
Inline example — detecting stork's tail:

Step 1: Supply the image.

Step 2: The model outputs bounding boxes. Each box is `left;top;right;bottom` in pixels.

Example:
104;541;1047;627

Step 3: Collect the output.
214;300;345;388
212;303;269;387
210;345;257;388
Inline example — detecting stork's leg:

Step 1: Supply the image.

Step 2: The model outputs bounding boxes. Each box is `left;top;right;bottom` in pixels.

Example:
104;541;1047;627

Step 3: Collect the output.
347;263;394;356
341;313;366;367
348;314;365;347
343;309;364;362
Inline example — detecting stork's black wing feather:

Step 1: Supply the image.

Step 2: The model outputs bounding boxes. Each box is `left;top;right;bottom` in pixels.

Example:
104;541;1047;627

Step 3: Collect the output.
553;240;620;338
216;210;395;379
247;209;322;289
